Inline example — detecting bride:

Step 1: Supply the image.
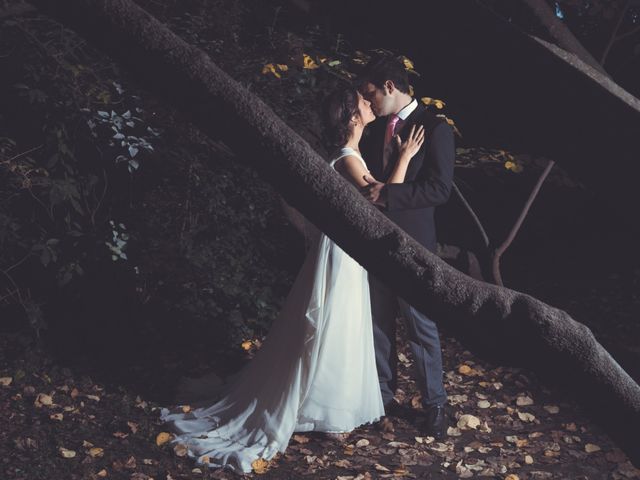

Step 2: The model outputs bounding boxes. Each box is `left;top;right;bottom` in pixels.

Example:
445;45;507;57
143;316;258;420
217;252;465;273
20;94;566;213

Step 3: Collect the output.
160;86;425;473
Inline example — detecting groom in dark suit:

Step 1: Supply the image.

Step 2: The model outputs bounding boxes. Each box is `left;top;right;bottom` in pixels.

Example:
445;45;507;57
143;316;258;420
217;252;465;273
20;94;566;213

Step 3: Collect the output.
358;55;455;438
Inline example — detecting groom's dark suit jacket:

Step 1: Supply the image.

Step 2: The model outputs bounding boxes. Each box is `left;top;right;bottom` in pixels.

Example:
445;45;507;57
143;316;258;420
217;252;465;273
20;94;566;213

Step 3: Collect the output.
361;103;455;251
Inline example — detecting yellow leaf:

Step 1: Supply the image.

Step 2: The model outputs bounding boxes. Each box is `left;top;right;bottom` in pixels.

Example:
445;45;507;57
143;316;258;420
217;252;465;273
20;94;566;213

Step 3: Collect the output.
89;447;104;458
458;364;472;375
97;469;108;477
524;455;534;464
0;377;12;386
434;100;445;109
409;85;414;97
181;405;191;413
505;475;520;480
276;64;288;71
59;447;77;458
317;56;328;64
201;455;210;464
303;54;319;69
421;97;433;105
252;458;269;474
585;443;601;453
156;432;171;446
261;64;281;79
50;413;64;421
402;57;415;70
504;161;524;173
241;340;253;351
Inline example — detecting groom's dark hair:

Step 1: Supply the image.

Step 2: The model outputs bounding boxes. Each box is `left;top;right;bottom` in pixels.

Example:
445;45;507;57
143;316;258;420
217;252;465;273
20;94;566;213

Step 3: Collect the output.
358;54;410;94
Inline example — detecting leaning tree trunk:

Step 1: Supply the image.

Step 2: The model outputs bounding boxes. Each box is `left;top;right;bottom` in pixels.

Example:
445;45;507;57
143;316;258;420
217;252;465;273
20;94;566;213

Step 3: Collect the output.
28;0;640;464
519;0;608;75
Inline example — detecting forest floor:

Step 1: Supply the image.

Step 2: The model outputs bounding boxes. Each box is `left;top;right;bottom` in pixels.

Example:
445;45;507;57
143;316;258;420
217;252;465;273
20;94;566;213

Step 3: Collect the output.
1;323;639;480
1;0;640;479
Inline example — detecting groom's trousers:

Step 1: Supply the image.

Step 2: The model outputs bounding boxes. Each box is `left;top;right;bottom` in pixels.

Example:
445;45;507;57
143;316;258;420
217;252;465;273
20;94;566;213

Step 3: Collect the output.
369;273;447;408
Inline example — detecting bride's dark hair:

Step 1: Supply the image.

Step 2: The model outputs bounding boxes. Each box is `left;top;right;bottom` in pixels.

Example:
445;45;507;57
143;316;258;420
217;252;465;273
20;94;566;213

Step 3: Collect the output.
322;86;360;150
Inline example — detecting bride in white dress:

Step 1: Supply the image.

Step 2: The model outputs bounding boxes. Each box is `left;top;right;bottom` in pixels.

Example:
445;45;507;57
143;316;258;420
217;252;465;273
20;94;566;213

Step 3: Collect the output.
160;87;425;473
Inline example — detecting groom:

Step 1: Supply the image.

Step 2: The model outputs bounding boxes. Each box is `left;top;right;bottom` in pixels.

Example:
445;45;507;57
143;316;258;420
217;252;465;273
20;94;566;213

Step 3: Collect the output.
357;55;455;438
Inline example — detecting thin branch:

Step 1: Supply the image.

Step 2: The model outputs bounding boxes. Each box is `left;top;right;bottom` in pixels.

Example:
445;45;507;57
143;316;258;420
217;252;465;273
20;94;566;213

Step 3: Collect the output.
1;144;43;162
451;181;490;249
615;22;640;43
492;159;555;286
601;0;632;65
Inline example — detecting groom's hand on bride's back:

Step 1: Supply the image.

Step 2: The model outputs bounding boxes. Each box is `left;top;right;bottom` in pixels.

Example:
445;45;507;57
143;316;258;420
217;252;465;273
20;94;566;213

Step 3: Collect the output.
361;175;387;208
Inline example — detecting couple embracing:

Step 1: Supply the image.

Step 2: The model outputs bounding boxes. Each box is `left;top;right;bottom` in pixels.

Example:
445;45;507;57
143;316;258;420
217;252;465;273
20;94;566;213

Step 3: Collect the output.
161;54;455;473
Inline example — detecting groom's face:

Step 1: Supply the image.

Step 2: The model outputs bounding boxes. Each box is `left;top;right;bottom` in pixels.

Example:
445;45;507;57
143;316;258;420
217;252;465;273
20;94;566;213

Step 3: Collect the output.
360;82;393;117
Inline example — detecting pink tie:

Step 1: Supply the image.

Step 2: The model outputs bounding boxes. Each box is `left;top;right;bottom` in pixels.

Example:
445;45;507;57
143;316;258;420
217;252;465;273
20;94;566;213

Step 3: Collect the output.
384;114;400;146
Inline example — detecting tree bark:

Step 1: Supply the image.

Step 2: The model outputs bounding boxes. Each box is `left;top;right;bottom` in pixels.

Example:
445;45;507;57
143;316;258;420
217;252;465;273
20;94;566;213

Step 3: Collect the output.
27;0;640;464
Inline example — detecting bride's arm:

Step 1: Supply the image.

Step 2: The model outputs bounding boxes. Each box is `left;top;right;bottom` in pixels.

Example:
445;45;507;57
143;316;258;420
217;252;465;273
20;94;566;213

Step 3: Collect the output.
335;153;410;188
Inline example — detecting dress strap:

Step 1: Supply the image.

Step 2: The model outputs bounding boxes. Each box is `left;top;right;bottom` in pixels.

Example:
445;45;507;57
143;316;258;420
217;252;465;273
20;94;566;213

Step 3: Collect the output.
329;147;367;170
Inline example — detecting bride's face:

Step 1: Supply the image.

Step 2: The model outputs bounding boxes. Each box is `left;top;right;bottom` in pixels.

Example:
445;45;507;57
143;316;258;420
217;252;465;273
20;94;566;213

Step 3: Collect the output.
354;92;376;126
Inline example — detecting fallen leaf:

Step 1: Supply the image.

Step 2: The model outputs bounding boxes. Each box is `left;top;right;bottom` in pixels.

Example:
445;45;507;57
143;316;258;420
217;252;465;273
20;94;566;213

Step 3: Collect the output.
59;447;77;458
85;394;100;402
112;431;128;439
334;459;352;468
505;475;520;480
457;414;481;430
458;365;472;375
292;434;309;444
410;395;422;409
355;438;370;448
50;413;64;421
477;400;491;409
261;64;281;79
181;405;191;413
89;447;104;458
96;469;107;477
517;411;536;423
525;455;534;464
516;395;534;406
35;393;53;407
448;394;468;405
252;458;269;474
447;427;462;437
303;54;319;70
173;444;188;457
156;432;171;446
127;421;138;434
544;405;560;414
0;377;12;386
585;443;601;453
381;417;394;433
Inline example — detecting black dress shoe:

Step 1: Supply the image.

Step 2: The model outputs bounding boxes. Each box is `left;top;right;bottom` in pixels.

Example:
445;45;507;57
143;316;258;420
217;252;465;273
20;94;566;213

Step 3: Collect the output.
422;404;447;439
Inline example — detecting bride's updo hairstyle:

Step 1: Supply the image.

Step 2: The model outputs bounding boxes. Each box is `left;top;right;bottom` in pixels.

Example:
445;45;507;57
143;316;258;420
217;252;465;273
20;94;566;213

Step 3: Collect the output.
322;86;360;149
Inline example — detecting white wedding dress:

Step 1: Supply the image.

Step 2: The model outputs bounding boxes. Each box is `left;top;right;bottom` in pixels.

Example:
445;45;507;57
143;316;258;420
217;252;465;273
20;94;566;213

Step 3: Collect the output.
160;148;384;473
